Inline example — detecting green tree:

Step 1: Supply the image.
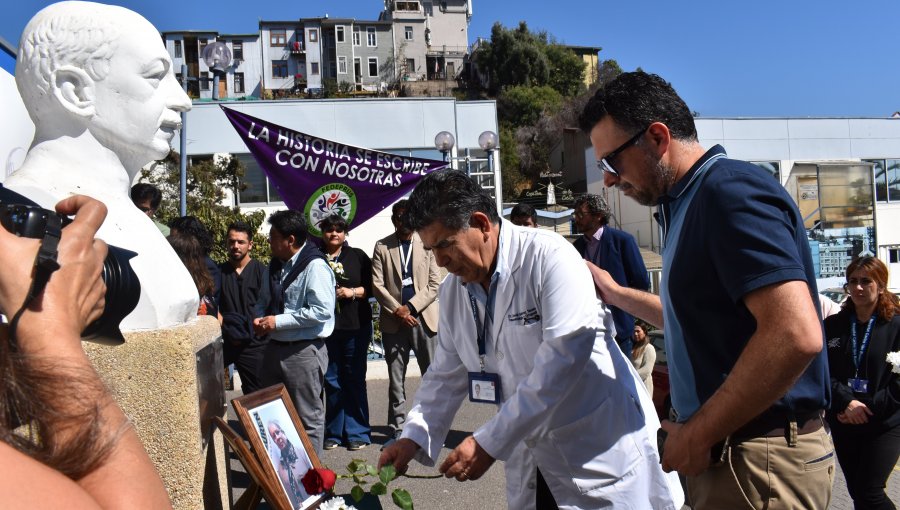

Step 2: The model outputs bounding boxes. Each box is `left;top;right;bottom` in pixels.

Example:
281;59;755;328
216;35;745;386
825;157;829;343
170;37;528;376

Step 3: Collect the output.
545;44;586;97
498;85;563;128
139;150;270;263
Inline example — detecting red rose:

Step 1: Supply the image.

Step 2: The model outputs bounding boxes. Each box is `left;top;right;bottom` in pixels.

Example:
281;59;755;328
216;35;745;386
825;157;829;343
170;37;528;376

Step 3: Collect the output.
301;468;337;495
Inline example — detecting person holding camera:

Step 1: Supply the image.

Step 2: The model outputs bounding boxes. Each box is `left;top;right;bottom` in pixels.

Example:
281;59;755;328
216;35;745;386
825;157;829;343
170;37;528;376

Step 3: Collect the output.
0;195;170;507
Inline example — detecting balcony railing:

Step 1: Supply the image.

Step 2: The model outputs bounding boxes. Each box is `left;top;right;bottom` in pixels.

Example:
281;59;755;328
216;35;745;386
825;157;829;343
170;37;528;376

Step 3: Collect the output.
425;45;468;57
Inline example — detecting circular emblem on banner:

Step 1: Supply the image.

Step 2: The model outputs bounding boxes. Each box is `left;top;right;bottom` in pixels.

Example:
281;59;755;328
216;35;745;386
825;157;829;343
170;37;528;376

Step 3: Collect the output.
304;183;357;236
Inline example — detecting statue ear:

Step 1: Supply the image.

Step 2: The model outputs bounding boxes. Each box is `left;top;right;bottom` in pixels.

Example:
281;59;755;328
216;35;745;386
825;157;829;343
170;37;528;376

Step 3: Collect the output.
50;65;96;118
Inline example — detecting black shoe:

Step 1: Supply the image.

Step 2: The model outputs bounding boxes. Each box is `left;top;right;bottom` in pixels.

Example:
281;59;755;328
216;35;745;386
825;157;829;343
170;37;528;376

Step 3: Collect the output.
324;439;341;450
347;441;368;451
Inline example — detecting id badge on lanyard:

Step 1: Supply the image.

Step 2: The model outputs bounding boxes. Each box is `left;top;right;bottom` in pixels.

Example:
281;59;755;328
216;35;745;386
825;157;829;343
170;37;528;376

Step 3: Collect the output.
467;292;502;404
848;315;876;394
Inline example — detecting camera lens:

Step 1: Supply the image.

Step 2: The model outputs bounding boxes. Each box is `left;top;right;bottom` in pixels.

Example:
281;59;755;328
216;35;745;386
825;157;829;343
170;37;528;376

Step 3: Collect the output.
81;246;141;344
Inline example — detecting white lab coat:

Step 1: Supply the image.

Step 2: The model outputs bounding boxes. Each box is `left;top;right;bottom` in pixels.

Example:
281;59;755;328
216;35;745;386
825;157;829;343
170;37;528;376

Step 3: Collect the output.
402;220;684;509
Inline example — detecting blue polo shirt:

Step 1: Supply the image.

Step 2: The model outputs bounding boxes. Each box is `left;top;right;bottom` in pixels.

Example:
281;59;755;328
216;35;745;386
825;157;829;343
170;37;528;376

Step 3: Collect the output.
658;145;830;421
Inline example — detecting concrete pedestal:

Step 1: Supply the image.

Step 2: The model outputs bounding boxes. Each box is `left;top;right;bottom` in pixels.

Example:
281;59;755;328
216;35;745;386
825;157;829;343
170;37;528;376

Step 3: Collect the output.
84;316;227;510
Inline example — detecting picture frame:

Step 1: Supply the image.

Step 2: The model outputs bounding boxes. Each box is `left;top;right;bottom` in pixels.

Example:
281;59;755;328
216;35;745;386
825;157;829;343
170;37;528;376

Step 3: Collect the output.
232;384;326;510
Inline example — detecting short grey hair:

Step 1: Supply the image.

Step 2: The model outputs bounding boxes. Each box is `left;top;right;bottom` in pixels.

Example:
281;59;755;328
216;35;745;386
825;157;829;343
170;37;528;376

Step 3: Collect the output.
573;194;610;226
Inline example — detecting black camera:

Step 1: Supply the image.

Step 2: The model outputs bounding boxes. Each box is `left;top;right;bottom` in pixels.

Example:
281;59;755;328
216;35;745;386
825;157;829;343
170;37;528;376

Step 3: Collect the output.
0;186;140;344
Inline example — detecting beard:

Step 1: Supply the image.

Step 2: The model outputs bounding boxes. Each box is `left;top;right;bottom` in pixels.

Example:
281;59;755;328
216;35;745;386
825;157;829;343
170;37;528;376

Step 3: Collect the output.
619;150;676;207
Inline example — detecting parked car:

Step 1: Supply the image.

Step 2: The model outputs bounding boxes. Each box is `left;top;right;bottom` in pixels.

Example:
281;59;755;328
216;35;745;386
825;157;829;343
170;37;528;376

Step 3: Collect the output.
648;330;672;421
820;287;846;305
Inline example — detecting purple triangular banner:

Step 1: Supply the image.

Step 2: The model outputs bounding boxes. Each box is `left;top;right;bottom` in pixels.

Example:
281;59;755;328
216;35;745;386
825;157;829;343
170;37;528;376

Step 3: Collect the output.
220;105;448;236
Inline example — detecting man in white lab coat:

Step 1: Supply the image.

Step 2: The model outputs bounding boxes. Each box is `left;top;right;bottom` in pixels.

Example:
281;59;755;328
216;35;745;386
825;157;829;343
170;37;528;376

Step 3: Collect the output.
378;170;683;509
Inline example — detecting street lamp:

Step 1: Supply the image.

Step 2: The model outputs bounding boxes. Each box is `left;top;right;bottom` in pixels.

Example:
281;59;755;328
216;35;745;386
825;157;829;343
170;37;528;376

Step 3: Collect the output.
433;129;502;214
434;131;455;161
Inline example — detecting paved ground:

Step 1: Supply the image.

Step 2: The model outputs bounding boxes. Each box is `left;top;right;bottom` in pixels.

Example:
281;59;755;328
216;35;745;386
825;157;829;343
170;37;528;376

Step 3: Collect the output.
223;360;899;509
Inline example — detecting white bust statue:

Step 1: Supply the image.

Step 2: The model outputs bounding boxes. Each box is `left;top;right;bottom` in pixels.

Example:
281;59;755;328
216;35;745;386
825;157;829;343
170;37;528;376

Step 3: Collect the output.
6;1;198;331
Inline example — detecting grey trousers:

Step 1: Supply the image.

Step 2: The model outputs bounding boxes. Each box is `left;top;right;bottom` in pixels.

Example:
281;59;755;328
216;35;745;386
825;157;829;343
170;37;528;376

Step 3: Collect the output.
383;323;436;432
260;339;328;455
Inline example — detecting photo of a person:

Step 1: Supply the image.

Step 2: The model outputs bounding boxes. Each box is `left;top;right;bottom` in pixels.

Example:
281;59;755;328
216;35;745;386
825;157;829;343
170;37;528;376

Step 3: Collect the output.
470;380;496;402
250;399;318;510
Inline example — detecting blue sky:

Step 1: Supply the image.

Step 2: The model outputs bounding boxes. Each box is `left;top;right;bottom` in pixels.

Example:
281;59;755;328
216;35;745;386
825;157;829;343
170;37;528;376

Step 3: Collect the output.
2;0;898;117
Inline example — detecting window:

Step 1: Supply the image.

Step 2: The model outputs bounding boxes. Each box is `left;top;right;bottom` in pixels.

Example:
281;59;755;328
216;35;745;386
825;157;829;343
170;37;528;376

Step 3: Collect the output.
232;40;243;60
405;58;415;75
336;26;345;43
234;72;245;93
174;40;182;58
863;159;900;203
889;159;900;202
200;72;210;91
338;56;347;74
270;30;286;47
404;26;413;41
199;39;208;57
889;247;900;264
367;27;376;47
396;1;420;11
354;58;361;79
368;57;378;77
272;60;288;78
311;62;320;75
309;29;318;43
353;26;361;46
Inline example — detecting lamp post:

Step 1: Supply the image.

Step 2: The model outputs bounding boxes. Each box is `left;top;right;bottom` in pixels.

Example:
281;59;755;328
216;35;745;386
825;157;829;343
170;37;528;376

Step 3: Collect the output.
433;130;502;213
434;131;455;162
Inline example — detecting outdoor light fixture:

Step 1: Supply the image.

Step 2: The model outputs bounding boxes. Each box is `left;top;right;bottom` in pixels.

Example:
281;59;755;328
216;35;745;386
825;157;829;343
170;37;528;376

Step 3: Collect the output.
478;130;498;152
434;131;456;160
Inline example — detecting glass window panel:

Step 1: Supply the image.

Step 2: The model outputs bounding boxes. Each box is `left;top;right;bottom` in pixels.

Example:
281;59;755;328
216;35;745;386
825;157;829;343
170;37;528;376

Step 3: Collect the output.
888;159;900;202
236;154;267;204
864;159;888;202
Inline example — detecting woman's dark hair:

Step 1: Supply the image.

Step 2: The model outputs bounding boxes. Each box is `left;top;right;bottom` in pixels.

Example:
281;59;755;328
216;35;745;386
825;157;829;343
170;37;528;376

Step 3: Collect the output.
169;232;215;297
168;216;215;255
319;214;349;234
843;256;900;321
579;71;698;143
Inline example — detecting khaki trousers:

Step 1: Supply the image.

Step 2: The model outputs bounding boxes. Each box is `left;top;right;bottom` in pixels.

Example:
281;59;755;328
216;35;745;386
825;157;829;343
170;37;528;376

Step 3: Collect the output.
686;425;835;509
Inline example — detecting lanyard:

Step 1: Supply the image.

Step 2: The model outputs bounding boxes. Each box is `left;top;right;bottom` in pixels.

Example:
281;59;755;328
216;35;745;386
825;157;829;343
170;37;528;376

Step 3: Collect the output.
399;241;412;278
468;282;497;373
850;315;877;375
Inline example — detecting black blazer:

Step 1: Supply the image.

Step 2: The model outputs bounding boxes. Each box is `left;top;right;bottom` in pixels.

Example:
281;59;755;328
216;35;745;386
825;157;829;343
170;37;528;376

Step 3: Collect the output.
825;308;900;428
324;244;373;331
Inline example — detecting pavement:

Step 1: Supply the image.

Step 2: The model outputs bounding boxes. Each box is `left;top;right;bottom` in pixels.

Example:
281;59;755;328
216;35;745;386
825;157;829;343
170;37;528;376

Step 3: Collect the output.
223;359;900;510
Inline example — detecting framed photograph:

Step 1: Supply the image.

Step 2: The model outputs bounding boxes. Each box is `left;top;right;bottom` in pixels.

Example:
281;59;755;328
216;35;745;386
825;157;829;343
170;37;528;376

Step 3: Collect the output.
232;384;325;510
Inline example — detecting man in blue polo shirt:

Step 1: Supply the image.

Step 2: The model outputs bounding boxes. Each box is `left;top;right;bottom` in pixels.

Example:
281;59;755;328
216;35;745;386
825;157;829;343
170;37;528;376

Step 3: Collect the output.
578;71;834;509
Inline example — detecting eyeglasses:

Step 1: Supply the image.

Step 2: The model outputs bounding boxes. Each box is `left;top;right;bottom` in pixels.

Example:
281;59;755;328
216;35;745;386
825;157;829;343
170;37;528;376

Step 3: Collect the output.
596;126;649;177
323;227;345;233
136;205;153;213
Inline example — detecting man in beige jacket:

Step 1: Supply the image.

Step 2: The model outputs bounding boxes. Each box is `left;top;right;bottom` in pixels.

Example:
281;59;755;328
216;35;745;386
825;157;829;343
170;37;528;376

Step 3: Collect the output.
372;200;442;442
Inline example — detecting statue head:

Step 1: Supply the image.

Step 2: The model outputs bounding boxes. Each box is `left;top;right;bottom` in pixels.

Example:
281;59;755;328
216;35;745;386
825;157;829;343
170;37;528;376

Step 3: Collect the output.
16;1;190;177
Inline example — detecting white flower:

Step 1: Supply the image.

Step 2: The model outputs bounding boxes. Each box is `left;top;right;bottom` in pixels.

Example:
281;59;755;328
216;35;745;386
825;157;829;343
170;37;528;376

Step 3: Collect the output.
320;496;358;510
886;351;900;374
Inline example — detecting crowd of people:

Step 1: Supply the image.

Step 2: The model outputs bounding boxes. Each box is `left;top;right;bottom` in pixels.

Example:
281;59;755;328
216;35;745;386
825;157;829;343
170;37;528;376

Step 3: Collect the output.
5;69;899;510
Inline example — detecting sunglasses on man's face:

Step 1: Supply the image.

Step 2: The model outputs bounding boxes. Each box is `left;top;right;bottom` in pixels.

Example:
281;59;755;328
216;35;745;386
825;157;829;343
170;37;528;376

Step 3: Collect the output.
323;227;345;233
596;126;649;177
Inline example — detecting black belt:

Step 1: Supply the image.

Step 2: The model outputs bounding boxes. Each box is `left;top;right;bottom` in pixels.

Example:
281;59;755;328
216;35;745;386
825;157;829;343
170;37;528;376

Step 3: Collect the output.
708;409;825;463
733;409;824;441
270;338;322;345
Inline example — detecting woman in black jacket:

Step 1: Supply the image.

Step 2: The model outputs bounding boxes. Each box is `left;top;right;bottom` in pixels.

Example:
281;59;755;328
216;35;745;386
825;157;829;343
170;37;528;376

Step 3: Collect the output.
826;256;900;510
319;214;373;451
